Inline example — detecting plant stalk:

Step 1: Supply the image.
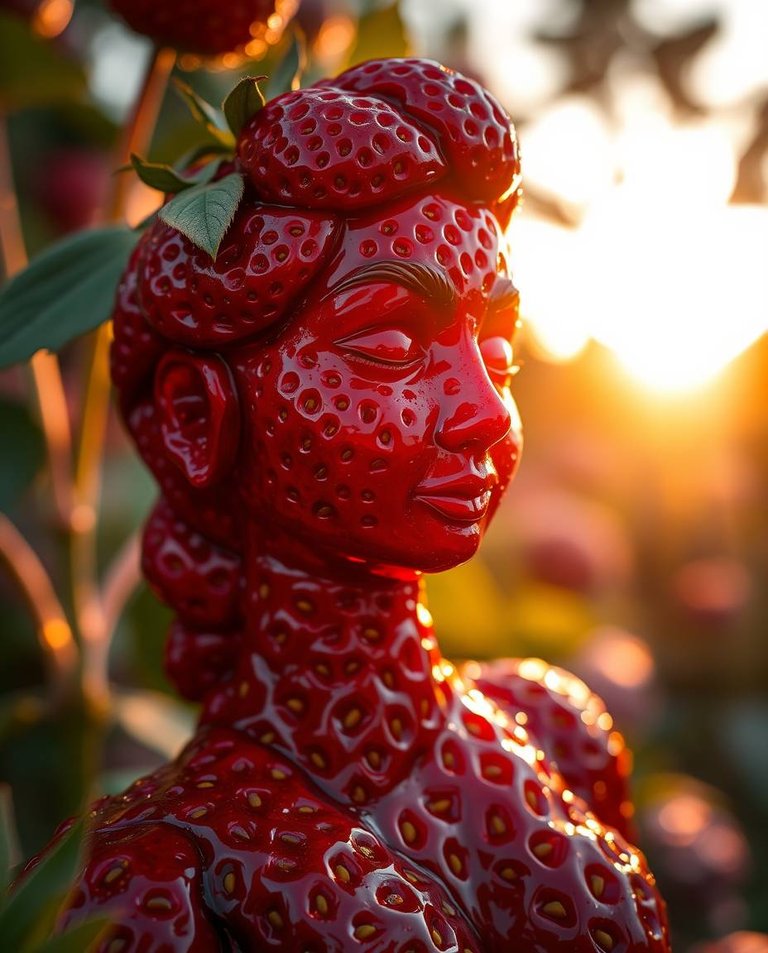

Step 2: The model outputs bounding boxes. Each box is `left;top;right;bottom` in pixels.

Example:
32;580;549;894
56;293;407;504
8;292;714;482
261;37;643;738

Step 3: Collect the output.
0;117;75;534
0;514;77;696
72;46;176;715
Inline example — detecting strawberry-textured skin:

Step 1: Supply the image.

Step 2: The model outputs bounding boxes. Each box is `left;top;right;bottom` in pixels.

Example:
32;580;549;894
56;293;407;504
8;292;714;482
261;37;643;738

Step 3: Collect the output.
60;823;223;952
463;657;636;840
238;87;447;210
59;727;483;953
108;0;295;56
329;58;521;210
109;237;164;403
165;621;242;701
138;201;341;347
142;497;242;628
32;57;672;951
229;191;520;573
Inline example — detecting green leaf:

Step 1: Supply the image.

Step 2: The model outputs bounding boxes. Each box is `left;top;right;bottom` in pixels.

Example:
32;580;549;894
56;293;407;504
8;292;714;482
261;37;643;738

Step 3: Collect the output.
223;76;267;137
158;173;244;260
0;818;85;948
0;13;86;112
173;79;235;149
345;1;408;68
130;153;222;195
0;785;20;902
266;31;307;101
0;399;44;510
0;227;139;369
31;917;110;953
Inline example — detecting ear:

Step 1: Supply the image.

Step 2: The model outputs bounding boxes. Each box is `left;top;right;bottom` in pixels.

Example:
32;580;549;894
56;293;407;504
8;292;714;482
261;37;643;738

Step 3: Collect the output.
154;351;240;489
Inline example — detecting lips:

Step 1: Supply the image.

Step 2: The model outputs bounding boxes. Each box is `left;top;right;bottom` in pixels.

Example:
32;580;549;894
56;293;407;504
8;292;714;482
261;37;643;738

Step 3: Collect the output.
414;473;495;525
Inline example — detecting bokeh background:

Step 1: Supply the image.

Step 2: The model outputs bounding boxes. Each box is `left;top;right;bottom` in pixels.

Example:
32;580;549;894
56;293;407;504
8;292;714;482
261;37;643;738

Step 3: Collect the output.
0;1;766;949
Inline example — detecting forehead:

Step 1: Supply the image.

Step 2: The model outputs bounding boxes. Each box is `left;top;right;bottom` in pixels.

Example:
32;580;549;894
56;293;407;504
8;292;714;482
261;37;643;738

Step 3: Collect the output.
324;193;510;299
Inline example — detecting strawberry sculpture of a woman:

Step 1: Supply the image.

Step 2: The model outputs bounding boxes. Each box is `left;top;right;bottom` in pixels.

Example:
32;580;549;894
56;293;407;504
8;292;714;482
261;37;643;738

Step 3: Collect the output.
31;59;671;951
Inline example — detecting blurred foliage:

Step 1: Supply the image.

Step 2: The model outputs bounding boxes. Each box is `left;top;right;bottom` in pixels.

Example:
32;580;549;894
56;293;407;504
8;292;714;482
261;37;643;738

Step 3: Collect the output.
0;0;766;948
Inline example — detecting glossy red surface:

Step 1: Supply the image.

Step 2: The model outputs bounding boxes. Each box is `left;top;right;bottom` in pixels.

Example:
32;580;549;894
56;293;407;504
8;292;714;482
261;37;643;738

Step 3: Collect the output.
33;59;670;951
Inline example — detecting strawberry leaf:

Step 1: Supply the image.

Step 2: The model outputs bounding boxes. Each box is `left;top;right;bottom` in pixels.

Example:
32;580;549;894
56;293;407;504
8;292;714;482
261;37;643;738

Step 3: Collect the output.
0;227;139;368
223;75;267;137
158;172;245;260
173;78;235;149
130;154;223;194
266;30;307;100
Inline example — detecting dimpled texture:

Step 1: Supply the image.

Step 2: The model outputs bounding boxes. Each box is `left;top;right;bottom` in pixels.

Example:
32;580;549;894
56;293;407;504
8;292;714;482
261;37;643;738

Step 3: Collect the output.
165;621;243;702
108;0;292;56
230;194;520;573
465;658;636;840
83;58;672;953
238;87;447;210
137;202;341;347
198;570;669;953
142;497;242;629
330;58;521;206
57;728;483;953
109;237;164;402
373;679;667;952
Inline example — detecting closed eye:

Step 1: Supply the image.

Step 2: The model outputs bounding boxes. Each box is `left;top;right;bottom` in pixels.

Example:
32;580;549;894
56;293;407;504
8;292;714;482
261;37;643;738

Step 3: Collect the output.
335;328;423;367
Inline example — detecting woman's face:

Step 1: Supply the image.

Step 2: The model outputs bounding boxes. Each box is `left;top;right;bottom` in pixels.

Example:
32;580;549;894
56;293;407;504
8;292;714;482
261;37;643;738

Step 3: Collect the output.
231;193;522;574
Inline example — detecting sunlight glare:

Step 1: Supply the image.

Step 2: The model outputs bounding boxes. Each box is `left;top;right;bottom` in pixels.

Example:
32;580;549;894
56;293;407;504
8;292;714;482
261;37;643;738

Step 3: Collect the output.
582;197;768;393
508;214;591;362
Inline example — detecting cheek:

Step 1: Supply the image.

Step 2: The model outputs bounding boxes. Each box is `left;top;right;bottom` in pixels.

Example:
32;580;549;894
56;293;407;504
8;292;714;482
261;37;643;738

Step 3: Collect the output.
236;345;437;537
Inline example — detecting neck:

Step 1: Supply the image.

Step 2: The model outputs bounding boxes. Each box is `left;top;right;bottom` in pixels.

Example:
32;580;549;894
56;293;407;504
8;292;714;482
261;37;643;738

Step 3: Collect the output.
200;526;455;805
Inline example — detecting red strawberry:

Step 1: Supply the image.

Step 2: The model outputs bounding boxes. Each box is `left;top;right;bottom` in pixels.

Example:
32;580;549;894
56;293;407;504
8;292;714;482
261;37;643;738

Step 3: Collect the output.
142;497;242;628
330;58;521;208
34;149;109;234
137;201;341;347
237;86;447;210
109;236;164;403
108;0;296;57
462;657;636;840
165;621;242;701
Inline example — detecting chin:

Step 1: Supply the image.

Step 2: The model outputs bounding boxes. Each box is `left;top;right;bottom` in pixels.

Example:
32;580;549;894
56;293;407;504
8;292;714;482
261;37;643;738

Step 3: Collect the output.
359;525;485;576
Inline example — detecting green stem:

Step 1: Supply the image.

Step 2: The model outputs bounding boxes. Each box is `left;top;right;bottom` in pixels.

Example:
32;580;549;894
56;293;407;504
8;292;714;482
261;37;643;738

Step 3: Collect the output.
72;45;176;717
0;117;75;535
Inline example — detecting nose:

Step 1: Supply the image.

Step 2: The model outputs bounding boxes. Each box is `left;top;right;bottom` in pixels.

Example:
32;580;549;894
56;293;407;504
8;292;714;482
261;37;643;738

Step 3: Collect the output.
435;349;512;455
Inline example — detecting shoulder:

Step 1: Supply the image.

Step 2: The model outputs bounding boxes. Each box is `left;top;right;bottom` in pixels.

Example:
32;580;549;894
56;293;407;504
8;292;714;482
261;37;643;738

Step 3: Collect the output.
58;820;221;952
66;726;481;951
460;656;635;836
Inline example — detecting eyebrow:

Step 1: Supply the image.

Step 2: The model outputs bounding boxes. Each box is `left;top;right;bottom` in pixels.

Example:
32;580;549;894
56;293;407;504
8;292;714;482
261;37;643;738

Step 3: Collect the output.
326;260;458;312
